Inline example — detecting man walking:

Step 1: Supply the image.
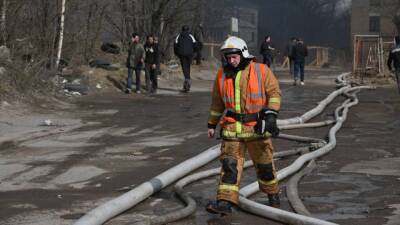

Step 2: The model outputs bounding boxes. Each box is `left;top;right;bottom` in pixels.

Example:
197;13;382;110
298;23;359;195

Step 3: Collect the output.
259;35;275;67
174;25;197;93
194;23;205;65
126;33;145;94
387;36;400;94
206;36;281;215
144;35;160;93
292;38;308;86
285;37;297;77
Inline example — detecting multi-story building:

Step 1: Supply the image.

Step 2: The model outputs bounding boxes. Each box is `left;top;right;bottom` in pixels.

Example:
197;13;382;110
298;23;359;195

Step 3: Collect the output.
203;1;258;55
351;0;397;40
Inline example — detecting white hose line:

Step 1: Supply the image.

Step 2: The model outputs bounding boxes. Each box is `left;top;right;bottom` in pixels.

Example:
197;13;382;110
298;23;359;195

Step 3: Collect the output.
74;144;221;225
335;73;349;88
279;120;335;130
238;196;338;225
135;160;254;225
278;73;351;126
137;148;316;225
75;73;357;225
277;133;327;144
286;160;317;216
238;87;372;225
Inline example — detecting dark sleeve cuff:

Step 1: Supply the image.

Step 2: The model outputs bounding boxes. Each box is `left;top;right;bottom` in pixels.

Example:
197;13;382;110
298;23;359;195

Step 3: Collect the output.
208;123;217;129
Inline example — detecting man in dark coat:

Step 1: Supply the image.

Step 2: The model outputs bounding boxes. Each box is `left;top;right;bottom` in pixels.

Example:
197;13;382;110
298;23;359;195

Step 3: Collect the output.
259;36;275;67
194;24;205;65
387;36;400;94
126;33;145;94
144;35;160;93
174;25;197;93
285;37;297;77
292;38;308;86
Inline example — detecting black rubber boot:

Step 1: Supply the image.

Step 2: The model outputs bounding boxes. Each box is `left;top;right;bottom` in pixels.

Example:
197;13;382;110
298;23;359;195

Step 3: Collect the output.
206;200;233;215
268;193;280;208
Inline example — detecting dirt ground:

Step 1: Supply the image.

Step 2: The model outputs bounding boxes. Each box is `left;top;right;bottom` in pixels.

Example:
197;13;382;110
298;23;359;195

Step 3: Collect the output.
0;64;399;225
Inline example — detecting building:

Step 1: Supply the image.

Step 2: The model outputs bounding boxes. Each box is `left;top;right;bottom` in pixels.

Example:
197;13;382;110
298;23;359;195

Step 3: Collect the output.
203;1;258;56
351;0;397;40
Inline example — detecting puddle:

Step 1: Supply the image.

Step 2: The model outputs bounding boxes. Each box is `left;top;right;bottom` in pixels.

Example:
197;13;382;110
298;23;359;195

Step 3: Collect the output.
137;135;185;147
384;204;400;225
0;163;29;181
50;166;107;185
3;210;71;225
94;109;119;115
341;157;400;176
12;166;53;183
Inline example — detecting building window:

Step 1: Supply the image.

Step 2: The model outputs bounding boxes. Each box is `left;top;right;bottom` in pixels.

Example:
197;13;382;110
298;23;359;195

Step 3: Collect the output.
370;0;381;7
369;16;380;32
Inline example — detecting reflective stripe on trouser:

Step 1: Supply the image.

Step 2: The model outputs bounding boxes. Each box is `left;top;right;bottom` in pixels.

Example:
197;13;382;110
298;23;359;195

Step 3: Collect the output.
216;138;279;205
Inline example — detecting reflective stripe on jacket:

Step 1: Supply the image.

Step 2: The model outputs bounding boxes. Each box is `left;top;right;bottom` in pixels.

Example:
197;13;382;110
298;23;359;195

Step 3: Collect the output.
207;61;281;140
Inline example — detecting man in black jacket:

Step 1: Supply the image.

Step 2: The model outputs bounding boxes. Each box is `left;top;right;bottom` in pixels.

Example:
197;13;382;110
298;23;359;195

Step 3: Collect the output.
259;36;275;67
174;25;197;93
144;35;160;93
292;38;308;86
194;24;205;65
387;36;400;94
285;37;297;77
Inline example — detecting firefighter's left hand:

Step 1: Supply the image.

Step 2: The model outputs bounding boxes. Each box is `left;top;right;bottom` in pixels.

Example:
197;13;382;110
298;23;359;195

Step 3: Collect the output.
256;110;279;137
264;113;280;137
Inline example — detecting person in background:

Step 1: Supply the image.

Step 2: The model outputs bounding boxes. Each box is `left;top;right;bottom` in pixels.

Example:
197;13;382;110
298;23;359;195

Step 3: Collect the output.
259;35;275;67
194;23;205;65
174;25;197;93
144;35;160;93
292;38;308;86
126;33;145;94
154;36;161;76
285;37;297;78
387;36;400;94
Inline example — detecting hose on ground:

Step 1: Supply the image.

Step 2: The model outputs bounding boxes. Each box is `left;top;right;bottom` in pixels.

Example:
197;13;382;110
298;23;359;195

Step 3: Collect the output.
73;145;222;225
286;160;317;216
238;86;373;225
279;120;335;130
133;148;309;225
277;72;351;126
74;73;365;225
277;133;327;144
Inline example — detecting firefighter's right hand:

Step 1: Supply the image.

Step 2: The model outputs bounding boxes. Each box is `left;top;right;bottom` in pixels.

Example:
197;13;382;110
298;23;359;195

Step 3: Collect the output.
208;129;215;138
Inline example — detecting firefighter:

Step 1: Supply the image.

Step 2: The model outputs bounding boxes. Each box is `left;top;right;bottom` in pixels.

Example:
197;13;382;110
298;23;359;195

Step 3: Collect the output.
206;36;281;215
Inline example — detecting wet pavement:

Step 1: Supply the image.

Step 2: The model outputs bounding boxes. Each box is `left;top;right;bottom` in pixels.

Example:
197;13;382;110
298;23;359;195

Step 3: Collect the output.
0;69;400;225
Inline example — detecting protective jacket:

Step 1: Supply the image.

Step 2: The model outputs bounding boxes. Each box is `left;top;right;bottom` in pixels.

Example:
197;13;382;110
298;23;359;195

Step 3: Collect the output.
208;61;281;140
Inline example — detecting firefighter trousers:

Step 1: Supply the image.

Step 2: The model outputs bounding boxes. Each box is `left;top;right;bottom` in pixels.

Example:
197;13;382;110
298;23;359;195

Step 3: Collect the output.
216;138;279;205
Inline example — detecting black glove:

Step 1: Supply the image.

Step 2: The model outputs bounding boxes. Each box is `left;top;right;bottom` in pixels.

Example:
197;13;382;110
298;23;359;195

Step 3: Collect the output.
256;109;280;137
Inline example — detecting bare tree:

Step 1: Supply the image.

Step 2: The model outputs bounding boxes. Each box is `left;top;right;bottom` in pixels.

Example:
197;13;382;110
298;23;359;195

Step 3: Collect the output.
56;0;66;69
0;0;7;45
